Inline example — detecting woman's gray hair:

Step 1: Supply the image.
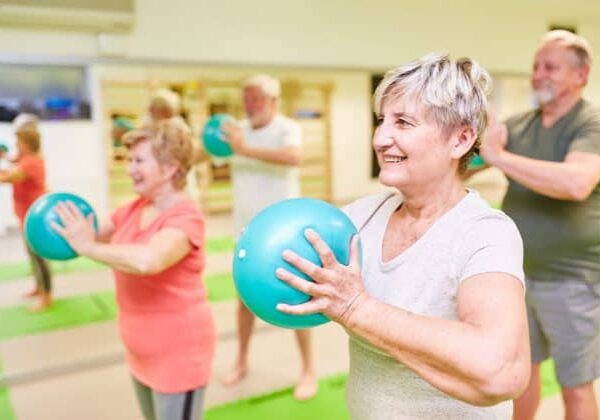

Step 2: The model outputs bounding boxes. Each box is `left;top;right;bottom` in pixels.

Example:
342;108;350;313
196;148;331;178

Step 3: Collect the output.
374;53;492;173
242;74;281;98
540;30;592;67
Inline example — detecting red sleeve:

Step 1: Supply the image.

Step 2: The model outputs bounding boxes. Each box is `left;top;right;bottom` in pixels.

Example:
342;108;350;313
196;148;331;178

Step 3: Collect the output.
162;207;205;250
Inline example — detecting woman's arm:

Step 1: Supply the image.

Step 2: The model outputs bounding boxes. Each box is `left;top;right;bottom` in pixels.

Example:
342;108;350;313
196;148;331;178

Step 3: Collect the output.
344;273;529;406
96;220;115;243
52;201;191;275
276;229;530;406
0;167;25;183
81;228;191;275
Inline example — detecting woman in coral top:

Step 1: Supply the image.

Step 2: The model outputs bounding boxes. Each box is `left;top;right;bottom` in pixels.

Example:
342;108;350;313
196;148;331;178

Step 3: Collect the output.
0;114;53;311
52;120;216;420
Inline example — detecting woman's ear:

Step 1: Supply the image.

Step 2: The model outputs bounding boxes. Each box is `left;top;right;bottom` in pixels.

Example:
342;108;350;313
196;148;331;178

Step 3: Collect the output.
450;125;477;159
162;163;179;182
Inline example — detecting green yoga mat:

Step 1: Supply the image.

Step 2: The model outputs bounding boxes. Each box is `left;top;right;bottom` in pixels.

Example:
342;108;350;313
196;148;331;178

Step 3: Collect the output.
206;373;350;420
0;388;15;420
0;272;236;341
0;295;109;341
0;235;235;284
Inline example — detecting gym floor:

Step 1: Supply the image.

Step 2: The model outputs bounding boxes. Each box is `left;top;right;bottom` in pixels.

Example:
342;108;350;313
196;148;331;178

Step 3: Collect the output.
0;211;596;419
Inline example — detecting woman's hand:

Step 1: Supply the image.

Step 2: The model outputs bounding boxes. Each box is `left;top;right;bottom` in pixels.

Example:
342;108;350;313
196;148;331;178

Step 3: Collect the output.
50;201;96;256
275;229;366;326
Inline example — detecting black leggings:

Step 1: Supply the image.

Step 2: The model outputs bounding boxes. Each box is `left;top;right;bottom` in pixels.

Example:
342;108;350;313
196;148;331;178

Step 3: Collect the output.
25;243;52;293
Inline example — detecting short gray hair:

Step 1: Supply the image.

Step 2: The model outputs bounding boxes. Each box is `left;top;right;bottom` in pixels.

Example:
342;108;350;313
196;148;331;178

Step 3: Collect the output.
374;53;492;172
149;88;181;113
242;74;281;98
540;30;592;67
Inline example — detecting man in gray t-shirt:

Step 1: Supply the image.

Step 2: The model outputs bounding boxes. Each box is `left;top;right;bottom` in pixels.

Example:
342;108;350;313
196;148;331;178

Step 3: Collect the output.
481;30;600;419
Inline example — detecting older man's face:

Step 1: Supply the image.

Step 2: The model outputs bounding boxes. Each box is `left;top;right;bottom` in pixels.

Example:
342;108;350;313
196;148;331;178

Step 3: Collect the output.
243;86;276;126
531;43;586;105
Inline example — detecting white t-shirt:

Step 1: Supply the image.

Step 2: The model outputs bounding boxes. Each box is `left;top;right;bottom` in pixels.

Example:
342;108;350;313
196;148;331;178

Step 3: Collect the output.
231;114;301;235
342;190;524;420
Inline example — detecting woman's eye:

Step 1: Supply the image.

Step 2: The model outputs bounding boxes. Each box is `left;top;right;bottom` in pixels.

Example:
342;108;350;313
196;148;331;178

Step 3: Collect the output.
396;118;411;127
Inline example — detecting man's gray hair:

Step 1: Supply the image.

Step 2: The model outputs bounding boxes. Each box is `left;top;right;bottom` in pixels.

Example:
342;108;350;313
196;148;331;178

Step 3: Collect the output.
540;30;592;67
242;74;281;98
374;53;491;171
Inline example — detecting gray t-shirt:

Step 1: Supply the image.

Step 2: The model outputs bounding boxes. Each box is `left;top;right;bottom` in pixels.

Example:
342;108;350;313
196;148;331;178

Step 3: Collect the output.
342;190;524;420
502;99;600;283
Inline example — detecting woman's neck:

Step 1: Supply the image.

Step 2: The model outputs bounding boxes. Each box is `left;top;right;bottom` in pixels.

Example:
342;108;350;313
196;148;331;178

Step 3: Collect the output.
148;188;185;211
399;180;466;222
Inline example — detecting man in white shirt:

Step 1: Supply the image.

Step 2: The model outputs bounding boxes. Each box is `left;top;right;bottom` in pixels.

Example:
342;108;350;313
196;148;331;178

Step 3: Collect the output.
220;74;318;401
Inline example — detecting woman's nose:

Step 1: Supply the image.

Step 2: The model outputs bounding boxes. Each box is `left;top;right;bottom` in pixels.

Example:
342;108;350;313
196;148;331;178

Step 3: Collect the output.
373;125;394;148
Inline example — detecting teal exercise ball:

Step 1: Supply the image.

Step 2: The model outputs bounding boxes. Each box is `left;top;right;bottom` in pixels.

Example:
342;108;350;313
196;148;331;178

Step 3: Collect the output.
201;114;234;157
0;142;8;153
233;198;359;329
24;192;98;261
468;154;485;169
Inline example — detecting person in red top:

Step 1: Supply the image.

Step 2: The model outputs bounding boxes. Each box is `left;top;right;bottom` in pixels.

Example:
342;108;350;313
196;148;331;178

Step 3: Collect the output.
0;114;53;311
52;120;216;420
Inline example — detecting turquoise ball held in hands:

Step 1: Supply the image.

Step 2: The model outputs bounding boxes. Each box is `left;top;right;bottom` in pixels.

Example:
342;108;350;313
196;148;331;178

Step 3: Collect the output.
201;114;235;158
25;192;98;261
233;198;359;329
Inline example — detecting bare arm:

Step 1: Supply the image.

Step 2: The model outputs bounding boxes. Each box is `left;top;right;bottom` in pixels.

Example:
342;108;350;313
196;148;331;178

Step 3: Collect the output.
237;144;301;166
96;220;115;243
223;122;302;166
345;274;529;406
51;201;191;275
487;150;600;201
480;118;600;201
0;167;25;183
81;228;191;275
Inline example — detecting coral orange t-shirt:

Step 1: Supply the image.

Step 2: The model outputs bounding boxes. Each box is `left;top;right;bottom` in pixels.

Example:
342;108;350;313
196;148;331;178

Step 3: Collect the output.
110;197;216;393
13;154;46;225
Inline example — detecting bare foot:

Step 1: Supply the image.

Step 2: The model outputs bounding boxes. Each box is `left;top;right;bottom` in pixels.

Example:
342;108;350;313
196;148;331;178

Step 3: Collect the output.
23;289;40;299
294;373;318;401
27;294;53;313
220;366;248;386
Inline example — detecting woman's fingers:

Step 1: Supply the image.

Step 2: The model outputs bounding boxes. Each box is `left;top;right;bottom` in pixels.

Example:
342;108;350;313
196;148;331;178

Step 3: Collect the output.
276;268;319;296
53;202;73;225
49;221;67;236
282;249;325;282
276;299;325;315
304;229;337;267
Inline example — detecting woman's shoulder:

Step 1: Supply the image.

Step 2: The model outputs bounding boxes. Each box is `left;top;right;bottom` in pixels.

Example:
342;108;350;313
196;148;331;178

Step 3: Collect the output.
458;191;522;241
341;191;398;221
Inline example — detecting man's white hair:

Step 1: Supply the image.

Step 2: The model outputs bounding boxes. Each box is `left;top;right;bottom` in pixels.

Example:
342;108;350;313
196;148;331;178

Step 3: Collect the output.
13;113;40;133
540;30;592;67
242;74;281;98
374;53;492;172
149;88;181;113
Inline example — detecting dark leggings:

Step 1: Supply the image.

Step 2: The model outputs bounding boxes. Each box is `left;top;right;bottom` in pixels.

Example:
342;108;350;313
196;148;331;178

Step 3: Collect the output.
25;242;52;293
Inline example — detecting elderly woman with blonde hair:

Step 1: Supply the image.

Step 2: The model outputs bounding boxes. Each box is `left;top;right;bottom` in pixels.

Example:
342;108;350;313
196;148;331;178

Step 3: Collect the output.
276;54;530;419
52;120;216;420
